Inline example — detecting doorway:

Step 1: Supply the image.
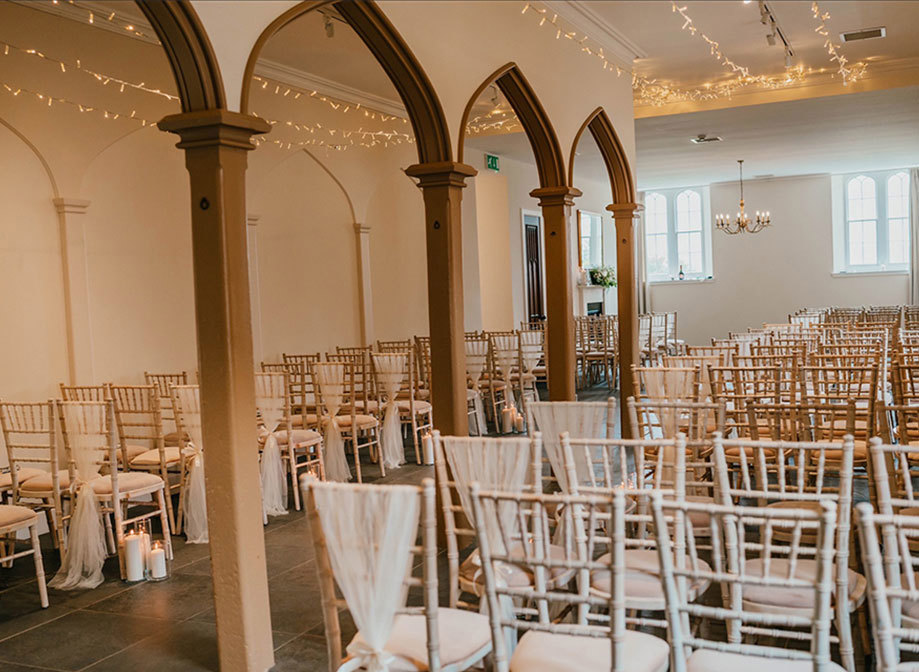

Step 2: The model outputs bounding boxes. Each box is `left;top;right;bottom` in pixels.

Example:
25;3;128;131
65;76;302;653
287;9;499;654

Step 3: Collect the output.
522;211;545;322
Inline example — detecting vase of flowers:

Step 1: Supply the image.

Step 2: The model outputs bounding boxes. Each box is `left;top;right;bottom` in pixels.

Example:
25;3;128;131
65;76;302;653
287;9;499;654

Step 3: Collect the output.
588;266;617;289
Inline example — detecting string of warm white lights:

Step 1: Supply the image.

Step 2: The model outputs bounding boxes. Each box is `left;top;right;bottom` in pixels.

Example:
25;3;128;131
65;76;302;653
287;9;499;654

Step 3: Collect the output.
811;1;867;85
252;75;409;124
0;39;179;101
254;111;415;144
670;2;808;92
1;80;160;126
51;0;158;42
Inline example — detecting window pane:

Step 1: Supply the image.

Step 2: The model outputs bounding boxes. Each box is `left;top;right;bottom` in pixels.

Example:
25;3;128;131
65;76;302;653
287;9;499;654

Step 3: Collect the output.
645;193;667;234
847;175;877;221
889;218;909;264
848;219;877;265
888;172;909;220
647;233;669;277
676;190;702;232
678;231;703;274
579;213;602;268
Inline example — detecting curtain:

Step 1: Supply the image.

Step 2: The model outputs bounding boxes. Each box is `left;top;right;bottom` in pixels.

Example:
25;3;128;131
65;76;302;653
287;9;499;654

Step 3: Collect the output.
312;482;420;672
910;168;919;304
636;191;649;314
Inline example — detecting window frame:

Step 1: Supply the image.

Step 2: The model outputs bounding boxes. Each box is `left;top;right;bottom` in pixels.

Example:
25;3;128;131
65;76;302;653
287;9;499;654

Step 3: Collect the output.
840;169;910;273
642;186;713;283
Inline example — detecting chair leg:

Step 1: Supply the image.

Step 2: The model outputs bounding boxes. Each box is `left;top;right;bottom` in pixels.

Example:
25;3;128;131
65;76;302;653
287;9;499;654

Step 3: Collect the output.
103;509;117;557
30;524;48;608
160;465;177;533
411;414;421;465
156;488;174;560
289;447;301;511
351;436;363;484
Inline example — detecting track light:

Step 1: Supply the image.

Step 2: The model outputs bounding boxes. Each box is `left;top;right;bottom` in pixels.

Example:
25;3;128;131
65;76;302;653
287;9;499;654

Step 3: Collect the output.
324;15;334;38
766;32;776;46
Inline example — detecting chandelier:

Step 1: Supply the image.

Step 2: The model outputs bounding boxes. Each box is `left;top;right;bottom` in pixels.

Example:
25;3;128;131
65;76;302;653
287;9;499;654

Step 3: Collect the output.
715;160;771;234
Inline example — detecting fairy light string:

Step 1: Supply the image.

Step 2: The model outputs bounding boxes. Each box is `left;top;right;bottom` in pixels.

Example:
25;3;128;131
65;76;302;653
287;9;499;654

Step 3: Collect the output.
811;1;867;85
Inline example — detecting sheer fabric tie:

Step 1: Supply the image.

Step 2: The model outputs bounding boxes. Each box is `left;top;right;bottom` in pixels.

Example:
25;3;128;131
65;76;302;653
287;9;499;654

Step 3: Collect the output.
255;375;288;518
315;363;351;482
529;402;609;493
373;353;406;470
311;482;419;672
643;369;695;482
465;340;488;435
49;403;107;590
493;335;519;431
176;386;208;543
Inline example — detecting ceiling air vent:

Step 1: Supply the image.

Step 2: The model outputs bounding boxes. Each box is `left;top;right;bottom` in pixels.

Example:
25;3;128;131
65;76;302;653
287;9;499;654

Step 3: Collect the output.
841;26;886;42
690;134;722;144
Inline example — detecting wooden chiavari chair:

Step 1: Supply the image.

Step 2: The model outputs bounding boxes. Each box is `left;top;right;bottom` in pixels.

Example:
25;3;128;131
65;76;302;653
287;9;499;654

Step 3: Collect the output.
709;364;781;442
110;384;182;531
144;371;189;446
687;343;736;367
0;400;66;553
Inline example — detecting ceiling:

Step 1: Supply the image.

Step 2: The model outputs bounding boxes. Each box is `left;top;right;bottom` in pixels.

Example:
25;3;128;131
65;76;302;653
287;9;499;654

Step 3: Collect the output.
590;1;919;115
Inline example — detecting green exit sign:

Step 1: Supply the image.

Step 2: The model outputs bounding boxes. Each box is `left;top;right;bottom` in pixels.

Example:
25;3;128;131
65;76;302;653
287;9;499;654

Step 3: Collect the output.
485;153;500;172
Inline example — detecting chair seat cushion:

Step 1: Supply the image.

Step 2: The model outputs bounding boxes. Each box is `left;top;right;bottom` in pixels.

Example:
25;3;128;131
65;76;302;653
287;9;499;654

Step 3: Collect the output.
510;629;669;672
0;504;39;529
291;413;325;428
0;468;45;489
91;472;163;495
20;470;71;495
592;549;711;606
332;414;378;429
687;649;845;672
397;400;432;414
743;558;866;610
270;428;322;446
460;543;573;589
163;431;187;446
347;608;491;670
724;446;777;458
130;446;182;467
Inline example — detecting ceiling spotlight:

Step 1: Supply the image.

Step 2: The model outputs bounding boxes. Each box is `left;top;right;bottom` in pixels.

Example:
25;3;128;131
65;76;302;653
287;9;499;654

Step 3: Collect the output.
766;31;776;46
324;15;335;38
785;50;793;68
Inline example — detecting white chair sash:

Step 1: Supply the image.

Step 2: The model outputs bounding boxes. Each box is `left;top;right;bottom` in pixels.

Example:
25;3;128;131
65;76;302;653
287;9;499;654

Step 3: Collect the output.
255;373;289;518
465;340;488;436
528;402;609;493
315;363;351;482
519;330;543;373
175;385;208;543
373;353;407;470
643;369;695;483
492;335;519;430
311;482;420;672
48;403;107;590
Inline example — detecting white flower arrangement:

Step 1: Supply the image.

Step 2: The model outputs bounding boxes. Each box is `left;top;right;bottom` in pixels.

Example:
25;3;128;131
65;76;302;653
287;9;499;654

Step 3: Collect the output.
588;266;617;289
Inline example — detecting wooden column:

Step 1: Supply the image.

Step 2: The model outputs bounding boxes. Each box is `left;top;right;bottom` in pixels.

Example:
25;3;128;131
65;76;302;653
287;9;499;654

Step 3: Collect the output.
158;110;274;672
531;186;582;401
405;161;476;437
608;203;642;436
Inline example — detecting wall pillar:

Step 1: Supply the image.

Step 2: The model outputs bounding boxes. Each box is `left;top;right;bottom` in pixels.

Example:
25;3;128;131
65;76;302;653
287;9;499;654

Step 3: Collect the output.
246;214;263;364
404;161;476;437
158;110;274;672
531;186;582;401
354;223;375;346
53;197;95;384
608;203;642;436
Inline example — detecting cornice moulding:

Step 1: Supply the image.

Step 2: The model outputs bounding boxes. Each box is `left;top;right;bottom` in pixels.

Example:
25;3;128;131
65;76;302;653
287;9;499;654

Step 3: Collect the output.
253;59;407;119
542;0;645;69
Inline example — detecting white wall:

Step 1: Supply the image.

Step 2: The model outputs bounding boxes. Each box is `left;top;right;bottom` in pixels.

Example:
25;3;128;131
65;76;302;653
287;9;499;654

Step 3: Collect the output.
649;174;909;345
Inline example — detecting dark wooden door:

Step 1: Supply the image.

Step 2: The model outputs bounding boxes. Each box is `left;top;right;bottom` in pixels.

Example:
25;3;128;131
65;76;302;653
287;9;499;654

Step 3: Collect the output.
524;219;545;321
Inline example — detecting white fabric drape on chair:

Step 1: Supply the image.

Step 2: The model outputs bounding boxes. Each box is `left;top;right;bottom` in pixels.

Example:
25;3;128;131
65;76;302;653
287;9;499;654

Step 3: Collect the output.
528;401;610;493
465;340;488;436
909;168;919;304
311;481;420;672
314;363;351;482
492;335;518;431
175;385;208;543
255;373;288;518
373;353;407;470
49;403;107;590
642;369;696;438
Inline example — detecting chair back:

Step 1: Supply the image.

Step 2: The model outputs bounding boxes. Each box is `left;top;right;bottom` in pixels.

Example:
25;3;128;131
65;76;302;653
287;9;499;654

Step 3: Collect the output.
110;385;164;467
0;399;61;502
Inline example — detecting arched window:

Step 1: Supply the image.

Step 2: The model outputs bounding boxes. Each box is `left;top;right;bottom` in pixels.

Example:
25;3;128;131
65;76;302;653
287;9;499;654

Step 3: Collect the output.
643;187;712;281
645;192;668;278
838;170;911;272
676;189;703;274
846;175;877;266
888;171;909;265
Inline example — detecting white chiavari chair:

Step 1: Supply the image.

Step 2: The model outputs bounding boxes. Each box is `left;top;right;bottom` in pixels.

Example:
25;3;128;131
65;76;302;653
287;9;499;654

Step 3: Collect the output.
653;494;843;671
304;478;492;672
472;484;670;672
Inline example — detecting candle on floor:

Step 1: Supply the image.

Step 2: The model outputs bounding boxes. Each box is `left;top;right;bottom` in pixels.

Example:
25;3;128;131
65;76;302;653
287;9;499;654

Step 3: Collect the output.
147;542;167;580
124;532;145;582
422;433;434;465
514;413;524;433
502;408;515;434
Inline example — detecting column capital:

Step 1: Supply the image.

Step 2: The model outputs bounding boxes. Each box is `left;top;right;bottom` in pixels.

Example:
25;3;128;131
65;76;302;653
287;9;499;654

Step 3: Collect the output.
529;186;582;207
53;198;91;215
246;214;260;227
354;223;372;235
405;161;477;188
158;110;270;150
606;202;643;219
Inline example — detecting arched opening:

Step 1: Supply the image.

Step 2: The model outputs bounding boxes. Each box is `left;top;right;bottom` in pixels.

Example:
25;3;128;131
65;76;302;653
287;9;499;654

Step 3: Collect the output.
569;107;639;417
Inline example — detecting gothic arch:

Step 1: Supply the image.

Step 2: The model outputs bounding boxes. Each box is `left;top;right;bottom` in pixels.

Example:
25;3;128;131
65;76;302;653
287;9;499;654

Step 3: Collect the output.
569;107;634;204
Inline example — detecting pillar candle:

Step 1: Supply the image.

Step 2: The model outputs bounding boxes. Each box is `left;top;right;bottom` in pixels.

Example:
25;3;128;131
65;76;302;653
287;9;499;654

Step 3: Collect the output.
124;533;145;582
148;546;167;580
502;408;513;434
422;433;434;465
514;414;524;433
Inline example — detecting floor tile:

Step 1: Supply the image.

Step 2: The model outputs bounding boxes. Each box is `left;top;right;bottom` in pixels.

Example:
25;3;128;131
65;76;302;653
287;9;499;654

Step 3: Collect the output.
271;633;329;672
85;573;213;622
